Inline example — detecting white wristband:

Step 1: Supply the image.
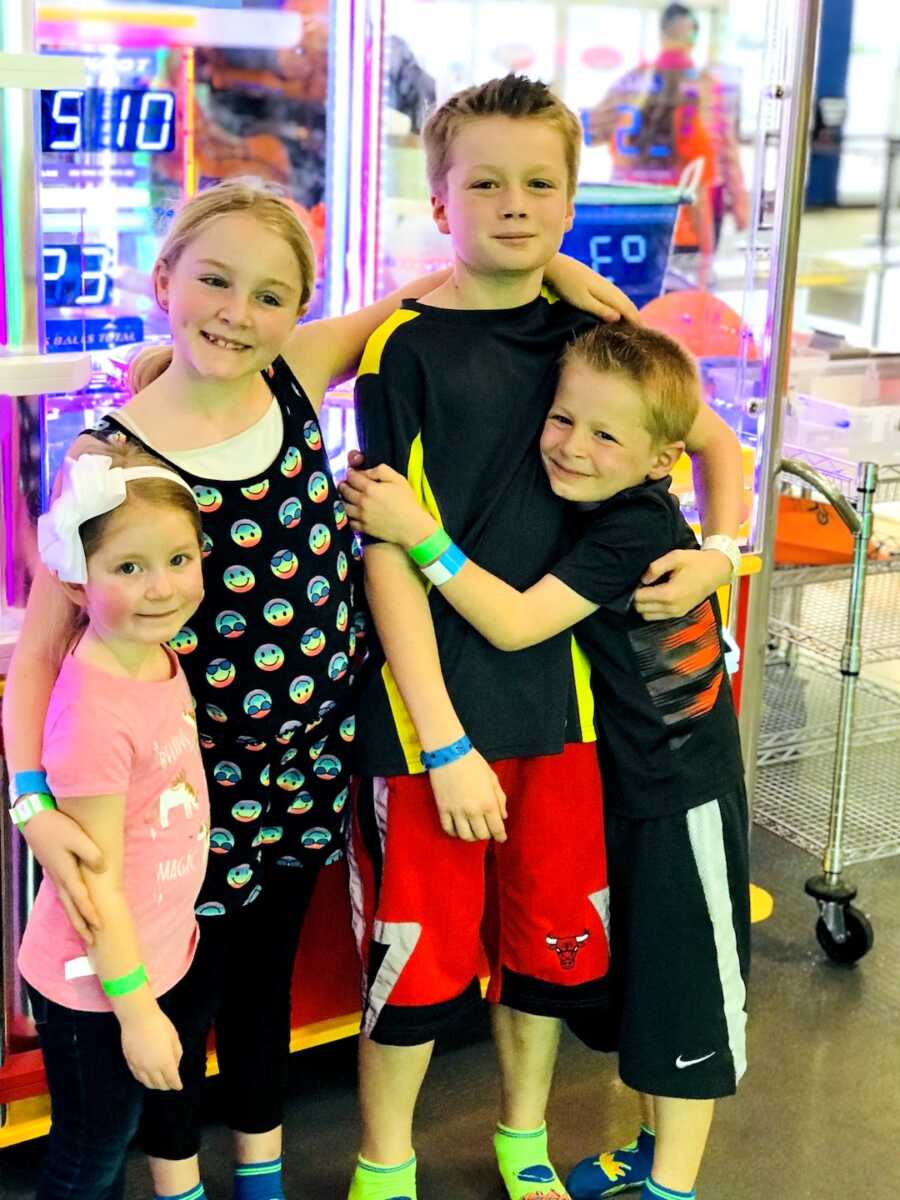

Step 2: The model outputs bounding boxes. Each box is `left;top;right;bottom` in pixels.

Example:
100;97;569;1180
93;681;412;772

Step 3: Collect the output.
701;535;741;577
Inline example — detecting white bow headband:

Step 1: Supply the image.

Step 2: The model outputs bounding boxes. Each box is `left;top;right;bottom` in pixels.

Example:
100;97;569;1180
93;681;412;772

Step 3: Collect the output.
38;454;198;584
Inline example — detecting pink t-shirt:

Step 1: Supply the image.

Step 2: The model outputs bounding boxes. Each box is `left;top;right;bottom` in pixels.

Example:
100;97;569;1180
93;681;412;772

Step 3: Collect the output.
18;647;210;1012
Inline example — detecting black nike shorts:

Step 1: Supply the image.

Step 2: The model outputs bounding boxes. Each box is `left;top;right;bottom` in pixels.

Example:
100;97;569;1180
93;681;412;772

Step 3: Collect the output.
567;787;751;1099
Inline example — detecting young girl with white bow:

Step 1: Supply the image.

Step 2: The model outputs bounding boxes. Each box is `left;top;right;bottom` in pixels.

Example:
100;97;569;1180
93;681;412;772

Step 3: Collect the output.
17;447;212;1200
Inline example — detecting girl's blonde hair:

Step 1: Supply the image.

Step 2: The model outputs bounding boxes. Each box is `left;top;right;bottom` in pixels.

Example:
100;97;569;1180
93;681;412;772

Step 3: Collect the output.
60;443;202;654
128;177;317;393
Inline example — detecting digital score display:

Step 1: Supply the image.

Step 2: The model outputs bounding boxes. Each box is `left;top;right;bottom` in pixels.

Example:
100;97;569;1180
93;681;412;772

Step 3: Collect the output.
561;201;678;308
41;88;176;153
43;244;113;308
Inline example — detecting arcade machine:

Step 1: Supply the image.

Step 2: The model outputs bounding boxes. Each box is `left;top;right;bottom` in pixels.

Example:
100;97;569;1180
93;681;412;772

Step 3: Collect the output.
0;0;364;1149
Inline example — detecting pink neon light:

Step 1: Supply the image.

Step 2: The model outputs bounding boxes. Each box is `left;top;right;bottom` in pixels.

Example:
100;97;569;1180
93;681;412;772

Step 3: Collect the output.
0;183;7;346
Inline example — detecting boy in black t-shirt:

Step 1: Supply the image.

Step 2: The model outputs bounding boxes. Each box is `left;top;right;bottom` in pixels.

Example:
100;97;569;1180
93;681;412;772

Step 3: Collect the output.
343;321;750;1200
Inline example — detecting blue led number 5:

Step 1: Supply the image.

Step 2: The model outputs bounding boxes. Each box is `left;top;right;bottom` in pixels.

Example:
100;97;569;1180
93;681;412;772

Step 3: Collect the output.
50;89;83;151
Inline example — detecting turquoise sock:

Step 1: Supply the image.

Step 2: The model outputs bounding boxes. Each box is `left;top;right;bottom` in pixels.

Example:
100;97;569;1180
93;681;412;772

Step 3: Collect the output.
641;1179;695;1200
234;1157;285;1200
155;1187;206;1200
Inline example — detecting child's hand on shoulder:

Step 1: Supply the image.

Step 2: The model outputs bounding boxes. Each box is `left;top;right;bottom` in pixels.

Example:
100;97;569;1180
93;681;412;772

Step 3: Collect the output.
544;254;641;324
340;462;437;549
120;1005;183;1091
634;547;733;621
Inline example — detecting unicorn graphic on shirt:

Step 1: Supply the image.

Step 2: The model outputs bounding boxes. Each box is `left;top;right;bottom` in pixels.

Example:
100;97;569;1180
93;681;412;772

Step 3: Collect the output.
157;771;200;829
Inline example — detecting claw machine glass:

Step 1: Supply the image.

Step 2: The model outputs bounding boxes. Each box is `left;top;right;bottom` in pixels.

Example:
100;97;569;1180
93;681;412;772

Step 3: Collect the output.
330;0;823;778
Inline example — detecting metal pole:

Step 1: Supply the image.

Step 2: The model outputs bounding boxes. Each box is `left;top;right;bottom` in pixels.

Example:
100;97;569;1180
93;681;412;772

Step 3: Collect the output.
738;0;823;803
877;137;897;253
823;461;877;882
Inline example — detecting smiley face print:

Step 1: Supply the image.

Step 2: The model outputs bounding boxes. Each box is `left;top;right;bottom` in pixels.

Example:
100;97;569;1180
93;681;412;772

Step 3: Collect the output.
270;549;299;579
231;519;262;549
264;598;294;627
309;524;331;556
223;565;255;594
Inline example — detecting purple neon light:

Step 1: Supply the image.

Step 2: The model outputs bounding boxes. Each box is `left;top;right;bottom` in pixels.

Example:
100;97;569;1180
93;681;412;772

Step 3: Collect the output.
0;177;7;346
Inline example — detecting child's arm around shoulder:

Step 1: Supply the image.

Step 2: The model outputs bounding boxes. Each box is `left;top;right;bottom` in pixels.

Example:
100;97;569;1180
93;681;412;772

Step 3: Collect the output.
3;431;118;940
280;257;639;413
634;403;744;621
345;465;598;651
280;268;453;412
55;787;183;1091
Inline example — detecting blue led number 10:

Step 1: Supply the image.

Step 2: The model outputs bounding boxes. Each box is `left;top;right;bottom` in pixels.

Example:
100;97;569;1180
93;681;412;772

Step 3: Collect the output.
116;91;176;151
589;234;648;282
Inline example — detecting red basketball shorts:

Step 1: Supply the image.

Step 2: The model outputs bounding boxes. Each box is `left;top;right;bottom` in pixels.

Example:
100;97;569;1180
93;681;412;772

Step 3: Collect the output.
348;743;609;1045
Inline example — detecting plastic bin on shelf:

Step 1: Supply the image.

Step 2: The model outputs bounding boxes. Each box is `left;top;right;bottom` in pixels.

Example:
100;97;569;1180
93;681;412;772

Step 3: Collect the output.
789;354;900;408
783;392;900;463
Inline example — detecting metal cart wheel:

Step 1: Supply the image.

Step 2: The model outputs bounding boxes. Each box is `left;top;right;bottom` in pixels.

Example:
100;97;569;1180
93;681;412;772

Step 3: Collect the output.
779;459;880;963
814;904;874;964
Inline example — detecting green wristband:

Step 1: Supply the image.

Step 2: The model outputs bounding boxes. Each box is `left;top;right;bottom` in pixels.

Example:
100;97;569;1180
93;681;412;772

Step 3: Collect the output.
9;792;57;832
408;527;451;567
101;963;149;997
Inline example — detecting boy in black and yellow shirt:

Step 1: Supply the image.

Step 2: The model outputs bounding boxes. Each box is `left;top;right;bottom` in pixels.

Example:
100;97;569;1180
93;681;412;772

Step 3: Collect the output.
349;76;744;1200
344;321;749;1200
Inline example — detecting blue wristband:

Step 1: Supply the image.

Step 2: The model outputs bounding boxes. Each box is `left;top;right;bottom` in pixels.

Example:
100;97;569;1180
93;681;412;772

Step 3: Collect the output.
420;542;468;586
11;770;50;803
420;734;473;771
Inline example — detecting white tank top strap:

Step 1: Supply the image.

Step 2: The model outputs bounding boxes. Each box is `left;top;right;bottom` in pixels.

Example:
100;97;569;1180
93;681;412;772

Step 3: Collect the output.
105;399;283;481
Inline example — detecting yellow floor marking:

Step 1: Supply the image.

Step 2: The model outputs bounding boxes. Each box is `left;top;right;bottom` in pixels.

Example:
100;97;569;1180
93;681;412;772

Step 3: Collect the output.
750;883;775;924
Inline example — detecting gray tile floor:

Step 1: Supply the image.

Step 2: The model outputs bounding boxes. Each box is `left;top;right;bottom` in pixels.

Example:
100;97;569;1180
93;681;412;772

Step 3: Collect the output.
2;824;898;1200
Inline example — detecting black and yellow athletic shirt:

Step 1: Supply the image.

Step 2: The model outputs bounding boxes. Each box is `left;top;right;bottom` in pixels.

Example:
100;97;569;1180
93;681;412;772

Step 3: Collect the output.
354;293;597;777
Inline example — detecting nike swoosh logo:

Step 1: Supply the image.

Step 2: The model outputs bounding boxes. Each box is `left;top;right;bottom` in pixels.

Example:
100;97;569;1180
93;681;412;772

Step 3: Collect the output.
676;1051;717;1068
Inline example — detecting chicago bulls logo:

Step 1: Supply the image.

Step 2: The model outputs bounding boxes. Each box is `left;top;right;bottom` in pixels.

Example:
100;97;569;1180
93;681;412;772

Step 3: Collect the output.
545;929;589;970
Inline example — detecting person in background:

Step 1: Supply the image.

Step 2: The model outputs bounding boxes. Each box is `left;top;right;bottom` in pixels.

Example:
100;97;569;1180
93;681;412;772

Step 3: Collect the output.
588;2;749;251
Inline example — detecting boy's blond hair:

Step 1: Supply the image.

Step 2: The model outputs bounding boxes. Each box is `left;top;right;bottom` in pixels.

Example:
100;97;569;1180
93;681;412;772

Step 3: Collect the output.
564;321;701;445
423;74;583;199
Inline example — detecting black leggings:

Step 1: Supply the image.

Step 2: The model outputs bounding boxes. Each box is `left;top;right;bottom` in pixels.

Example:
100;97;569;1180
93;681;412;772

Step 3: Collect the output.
139;865;319;1161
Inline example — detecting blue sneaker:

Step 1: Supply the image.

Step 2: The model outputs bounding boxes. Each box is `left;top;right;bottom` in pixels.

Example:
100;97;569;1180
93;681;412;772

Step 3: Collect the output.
566;1127;654;1199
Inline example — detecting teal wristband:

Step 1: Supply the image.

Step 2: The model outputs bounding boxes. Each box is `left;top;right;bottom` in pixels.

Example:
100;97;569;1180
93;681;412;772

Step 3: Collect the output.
420;734;473;770
421;542;468;586
101;964;149;997
408;528;451;567
11;769;49;802
9;792;57;832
